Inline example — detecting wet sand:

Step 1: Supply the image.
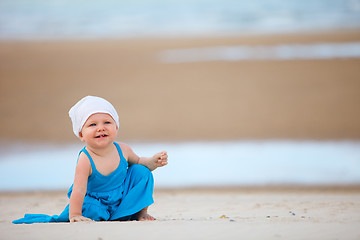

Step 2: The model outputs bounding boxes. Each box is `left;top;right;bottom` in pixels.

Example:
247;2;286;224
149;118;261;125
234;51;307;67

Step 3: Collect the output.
1;187;360;240
1;30;360;143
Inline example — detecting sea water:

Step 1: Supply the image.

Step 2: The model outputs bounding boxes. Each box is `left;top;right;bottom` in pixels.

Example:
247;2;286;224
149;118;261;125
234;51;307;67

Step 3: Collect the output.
1;0;360;61
0;0;360;40
0;141;359;191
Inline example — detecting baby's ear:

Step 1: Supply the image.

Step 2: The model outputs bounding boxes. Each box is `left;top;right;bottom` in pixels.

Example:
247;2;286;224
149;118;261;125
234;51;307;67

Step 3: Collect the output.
79;132;85;142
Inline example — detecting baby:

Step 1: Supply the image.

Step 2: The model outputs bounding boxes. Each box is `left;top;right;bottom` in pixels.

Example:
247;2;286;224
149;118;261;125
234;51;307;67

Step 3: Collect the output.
13;96;168;224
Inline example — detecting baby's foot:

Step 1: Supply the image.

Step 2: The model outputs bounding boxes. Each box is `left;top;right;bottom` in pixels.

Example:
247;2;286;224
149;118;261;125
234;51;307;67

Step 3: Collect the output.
135;207;156;221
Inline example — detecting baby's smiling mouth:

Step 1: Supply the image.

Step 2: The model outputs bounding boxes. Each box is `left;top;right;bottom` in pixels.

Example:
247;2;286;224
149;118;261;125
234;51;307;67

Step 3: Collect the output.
95;134;108;138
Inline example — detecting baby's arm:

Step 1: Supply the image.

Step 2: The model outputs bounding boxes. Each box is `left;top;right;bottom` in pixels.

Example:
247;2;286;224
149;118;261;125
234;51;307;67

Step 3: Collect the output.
69;152;93;222
121;143;168;171
138;151;168;171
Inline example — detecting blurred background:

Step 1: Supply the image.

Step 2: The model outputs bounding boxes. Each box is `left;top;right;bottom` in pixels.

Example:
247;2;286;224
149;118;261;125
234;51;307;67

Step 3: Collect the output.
0;0;360;191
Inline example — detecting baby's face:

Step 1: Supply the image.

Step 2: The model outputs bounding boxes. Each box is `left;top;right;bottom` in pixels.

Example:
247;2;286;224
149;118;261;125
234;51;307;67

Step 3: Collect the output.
79;113;118;147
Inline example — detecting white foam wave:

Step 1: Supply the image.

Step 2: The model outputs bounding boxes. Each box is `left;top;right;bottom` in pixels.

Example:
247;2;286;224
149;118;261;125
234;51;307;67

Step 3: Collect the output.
159;42;360;63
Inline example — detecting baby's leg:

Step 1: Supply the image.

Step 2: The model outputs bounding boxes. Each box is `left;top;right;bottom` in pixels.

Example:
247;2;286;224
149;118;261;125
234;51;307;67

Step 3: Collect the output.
134;207;155;221
110;164;155;221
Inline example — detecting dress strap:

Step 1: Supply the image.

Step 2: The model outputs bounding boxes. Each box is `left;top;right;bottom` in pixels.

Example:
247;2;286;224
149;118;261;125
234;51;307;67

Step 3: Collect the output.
80;147;97;172
113;142;125;160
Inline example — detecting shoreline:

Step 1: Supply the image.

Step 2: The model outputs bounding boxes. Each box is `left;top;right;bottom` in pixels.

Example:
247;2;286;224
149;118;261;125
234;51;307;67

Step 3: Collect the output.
1;140;359;191
1;28;360;43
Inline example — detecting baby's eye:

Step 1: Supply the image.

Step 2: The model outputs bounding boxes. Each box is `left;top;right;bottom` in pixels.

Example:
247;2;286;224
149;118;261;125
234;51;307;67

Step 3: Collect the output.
89;123;96;127
104;121;111;124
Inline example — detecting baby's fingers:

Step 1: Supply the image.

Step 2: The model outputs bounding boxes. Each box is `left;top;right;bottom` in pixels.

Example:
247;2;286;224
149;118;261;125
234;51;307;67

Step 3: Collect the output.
160;151;168;159
154;151;168;167
70;216;94;223
158;158;168;166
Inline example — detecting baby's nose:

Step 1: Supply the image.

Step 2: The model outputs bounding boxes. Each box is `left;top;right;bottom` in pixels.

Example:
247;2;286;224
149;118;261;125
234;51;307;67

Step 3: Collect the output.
97;124;106;131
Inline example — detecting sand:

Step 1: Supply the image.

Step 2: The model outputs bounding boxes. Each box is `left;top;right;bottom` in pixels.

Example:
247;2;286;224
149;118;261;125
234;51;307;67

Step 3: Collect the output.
1;31;360;239
1;31;360;142
1;187;360;240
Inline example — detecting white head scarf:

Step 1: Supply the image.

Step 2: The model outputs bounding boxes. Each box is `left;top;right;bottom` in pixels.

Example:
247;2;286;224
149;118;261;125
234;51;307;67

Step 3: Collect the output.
68;96;119;138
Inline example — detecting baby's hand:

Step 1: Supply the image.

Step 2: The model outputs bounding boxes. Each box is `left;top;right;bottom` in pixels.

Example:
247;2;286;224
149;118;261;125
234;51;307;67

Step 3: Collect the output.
153;151;168;168
70;215;94;223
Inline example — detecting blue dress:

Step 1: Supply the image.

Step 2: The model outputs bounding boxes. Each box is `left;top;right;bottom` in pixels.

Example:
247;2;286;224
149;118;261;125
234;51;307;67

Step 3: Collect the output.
13;142;154;224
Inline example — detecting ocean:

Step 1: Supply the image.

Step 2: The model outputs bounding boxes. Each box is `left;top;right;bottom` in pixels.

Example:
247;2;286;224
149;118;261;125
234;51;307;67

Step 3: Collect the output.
0;0;360;40
1;0;360;61
0;141;359;191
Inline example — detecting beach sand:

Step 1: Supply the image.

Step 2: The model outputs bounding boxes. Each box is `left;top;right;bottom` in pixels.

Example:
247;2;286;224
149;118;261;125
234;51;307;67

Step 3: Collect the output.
1;31;360;239
1;31;360;142
1;187;360;240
